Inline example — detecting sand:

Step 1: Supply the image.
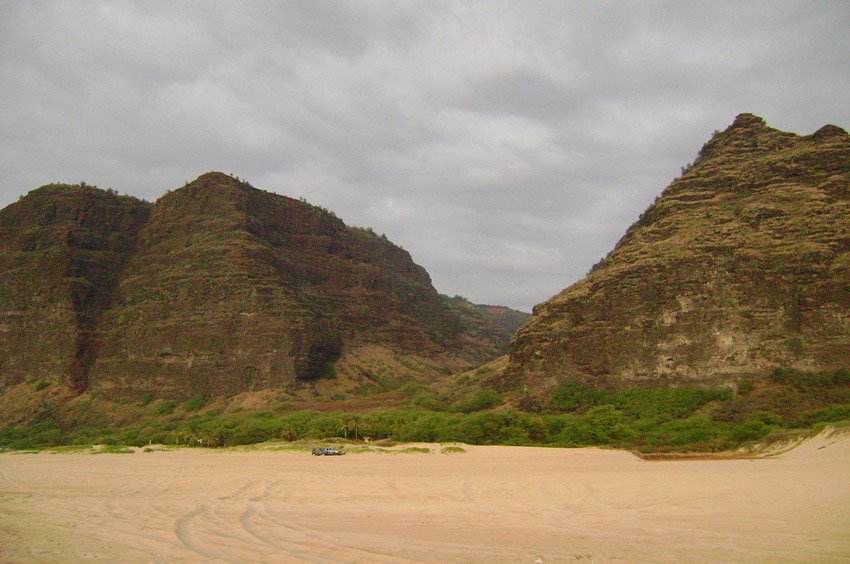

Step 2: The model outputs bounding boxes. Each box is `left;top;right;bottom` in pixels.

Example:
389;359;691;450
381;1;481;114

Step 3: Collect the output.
1;432;849;563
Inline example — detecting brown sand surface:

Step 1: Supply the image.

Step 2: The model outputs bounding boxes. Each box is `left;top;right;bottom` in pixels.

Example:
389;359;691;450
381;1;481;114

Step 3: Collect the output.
1;432;849;562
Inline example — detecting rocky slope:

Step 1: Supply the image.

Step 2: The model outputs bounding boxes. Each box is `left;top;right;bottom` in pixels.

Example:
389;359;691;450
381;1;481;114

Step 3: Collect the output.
502;114;849;394
0;173;510;401
440;295;529;361
0;185;149;392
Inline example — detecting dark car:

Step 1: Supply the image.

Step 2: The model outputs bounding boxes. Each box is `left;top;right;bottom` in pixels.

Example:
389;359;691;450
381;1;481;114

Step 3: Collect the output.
312;447;344;456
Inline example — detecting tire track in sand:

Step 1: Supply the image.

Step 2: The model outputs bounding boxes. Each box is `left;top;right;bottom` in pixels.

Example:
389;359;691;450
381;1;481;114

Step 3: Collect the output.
174;503;228;560
173;479;326;562
253;477;422;563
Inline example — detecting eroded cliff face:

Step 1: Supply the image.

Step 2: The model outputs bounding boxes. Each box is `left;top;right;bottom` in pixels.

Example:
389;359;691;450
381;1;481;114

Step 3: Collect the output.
0;186;150;391
503;114;850;394
89;172;465;399
1;173;473;400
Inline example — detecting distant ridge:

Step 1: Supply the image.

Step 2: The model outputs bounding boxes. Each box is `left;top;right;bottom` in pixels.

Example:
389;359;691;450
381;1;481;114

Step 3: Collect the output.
440;294;530;360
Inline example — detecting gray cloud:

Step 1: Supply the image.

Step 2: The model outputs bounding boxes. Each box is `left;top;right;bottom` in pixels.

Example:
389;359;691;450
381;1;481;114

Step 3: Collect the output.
2;0;849;311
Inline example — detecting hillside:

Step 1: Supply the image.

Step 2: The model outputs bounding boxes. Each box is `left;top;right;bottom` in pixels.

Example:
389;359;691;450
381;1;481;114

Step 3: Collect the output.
501;114;849;395
0;173;517;407
0;185;149;392
440;295;529;361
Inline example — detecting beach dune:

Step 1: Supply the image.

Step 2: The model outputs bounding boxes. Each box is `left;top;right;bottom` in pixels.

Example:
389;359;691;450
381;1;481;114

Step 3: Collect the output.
1;432;849;562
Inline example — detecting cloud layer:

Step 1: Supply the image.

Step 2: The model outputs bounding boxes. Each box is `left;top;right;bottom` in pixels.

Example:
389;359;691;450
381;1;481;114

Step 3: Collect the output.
2;1;849;310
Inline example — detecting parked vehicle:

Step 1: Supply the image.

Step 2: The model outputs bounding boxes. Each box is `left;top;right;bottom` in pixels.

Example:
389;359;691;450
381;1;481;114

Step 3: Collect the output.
312;447;344;456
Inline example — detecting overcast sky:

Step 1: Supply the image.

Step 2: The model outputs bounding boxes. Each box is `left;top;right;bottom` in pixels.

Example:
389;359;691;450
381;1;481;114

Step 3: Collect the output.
2;1;848;311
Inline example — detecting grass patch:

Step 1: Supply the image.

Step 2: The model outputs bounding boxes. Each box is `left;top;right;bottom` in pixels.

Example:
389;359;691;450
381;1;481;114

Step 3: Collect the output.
440;446;466;454
97;445;135;454
46;445;92;454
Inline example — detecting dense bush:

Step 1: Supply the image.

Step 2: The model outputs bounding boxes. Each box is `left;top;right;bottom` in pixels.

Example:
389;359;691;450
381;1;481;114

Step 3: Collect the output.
452;389;501;413
549;381;601;412
184;395;206;412
546;380;730;420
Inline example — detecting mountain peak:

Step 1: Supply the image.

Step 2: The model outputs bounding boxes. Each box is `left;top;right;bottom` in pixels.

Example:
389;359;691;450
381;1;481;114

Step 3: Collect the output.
193;171;240;184
730;112;768;130
693;113;797;164
184;171;251;192
160;172;256;208
811;124;849;140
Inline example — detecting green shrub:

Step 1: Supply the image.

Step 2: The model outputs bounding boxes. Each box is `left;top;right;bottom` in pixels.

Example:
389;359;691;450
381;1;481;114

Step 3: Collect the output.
452;389;501;413
397;382;423;398
155;400;177;416
648;418;729;448
792;403;850;427
732;419;773;442
411;392;448;411
549;380;600;412
582;405;636;443
140;393;154;406
610;387;730;420
184;395;206;412
769;368;835;390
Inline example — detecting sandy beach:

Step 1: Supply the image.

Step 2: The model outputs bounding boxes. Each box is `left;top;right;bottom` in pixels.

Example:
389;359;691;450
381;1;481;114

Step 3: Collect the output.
1;432;849;563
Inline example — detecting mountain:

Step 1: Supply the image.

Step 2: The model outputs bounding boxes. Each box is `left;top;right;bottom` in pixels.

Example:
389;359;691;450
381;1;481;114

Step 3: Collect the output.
0;172;514;403
501;114;849;395
440;295;529;361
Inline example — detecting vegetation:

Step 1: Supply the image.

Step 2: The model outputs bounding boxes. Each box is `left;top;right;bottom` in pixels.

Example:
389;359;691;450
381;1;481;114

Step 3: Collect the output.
1;368;847;454
184;394;206;412
154;400;177;416
96;445;134;454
